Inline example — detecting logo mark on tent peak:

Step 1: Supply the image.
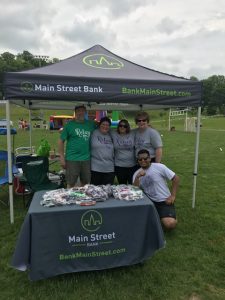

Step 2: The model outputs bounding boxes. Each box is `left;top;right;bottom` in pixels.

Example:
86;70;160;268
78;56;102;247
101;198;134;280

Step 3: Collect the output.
83;54;124;69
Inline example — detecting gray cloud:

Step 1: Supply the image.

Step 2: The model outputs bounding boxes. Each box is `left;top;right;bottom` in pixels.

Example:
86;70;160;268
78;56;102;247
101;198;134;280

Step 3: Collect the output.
0;0;57;54
0;0;225;78
60;18;117;49
157;17;183;35
64;0;154;17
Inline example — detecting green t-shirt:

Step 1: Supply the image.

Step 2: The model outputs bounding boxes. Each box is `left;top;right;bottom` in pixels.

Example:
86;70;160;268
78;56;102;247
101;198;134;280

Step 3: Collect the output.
60;120;96;161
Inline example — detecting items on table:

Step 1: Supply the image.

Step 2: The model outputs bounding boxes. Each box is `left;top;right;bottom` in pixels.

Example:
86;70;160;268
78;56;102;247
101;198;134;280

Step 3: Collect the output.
40;184;143;207
111;185;143;201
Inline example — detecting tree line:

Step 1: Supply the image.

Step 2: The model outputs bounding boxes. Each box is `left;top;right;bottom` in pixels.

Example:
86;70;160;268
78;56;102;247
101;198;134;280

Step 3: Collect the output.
0;50;224;115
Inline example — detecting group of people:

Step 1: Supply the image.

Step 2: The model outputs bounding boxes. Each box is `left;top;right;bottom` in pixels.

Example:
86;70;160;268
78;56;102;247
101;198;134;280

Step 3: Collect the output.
58;105;179;230
18;119;29;130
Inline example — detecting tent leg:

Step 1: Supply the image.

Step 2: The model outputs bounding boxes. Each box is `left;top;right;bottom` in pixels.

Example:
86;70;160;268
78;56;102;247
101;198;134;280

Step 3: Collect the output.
29;109;32;150
168;108;171;131
6;99;14;223
192;106;201;208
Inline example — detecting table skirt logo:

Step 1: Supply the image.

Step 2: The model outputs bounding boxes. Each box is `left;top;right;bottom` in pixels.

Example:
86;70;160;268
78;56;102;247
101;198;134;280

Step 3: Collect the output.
83;54;124;69
21;81;34;92
81;210;103;232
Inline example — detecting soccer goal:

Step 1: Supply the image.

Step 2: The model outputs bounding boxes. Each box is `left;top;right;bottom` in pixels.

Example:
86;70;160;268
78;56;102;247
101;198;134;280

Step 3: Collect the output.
168;108;195;132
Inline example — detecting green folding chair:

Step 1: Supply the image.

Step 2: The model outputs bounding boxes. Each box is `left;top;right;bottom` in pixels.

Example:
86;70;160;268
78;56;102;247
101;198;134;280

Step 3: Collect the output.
22;157;62;203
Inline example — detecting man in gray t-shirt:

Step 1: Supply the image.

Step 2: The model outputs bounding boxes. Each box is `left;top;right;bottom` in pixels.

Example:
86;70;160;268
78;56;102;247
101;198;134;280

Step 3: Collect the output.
133;149;179;230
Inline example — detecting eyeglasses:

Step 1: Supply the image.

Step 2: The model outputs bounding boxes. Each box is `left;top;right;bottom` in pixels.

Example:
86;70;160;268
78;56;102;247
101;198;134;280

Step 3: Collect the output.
119;124;128;128
137;119;147;123
138;157;150;161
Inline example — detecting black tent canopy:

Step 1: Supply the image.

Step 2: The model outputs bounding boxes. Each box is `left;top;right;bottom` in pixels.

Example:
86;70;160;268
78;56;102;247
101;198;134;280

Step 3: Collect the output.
3;45;202;223
4;44;202;107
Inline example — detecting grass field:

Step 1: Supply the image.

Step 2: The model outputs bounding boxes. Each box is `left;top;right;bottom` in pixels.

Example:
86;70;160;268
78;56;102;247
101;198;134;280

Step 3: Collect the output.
0;105;225;300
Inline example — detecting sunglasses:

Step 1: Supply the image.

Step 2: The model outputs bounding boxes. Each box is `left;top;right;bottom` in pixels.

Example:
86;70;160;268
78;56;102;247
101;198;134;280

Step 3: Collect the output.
137;119;147;123
119;124;128;128
138;157;150;161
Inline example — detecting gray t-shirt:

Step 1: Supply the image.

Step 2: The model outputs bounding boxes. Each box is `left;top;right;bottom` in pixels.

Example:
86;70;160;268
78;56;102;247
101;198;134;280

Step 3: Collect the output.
111;131;136;167
91;129;114;172
134;127;163;158
133;163;175;202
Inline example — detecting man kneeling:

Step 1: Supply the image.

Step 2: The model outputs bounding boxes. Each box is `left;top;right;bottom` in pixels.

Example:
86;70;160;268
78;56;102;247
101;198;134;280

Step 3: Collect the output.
133;149;179;230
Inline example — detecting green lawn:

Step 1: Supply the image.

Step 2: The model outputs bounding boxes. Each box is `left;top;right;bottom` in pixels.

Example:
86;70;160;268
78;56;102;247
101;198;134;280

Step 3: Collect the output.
0;106;225;299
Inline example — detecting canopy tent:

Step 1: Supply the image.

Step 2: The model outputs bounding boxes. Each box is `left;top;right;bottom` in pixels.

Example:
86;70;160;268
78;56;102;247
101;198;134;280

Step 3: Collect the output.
0;127;17;151
3;44;202;223
0;128;17;135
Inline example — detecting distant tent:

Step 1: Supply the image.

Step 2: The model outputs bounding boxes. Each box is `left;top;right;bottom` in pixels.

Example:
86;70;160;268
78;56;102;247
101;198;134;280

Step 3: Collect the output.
49;115;74;130
0;128;17;135
0;127;17;151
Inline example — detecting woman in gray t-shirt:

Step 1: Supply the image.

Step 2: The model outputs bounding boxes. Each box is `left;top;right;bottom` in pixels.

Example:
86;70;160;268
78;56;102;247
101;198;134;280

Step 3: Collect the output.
91;117;115;185
111;119;137;184
134;112;163;163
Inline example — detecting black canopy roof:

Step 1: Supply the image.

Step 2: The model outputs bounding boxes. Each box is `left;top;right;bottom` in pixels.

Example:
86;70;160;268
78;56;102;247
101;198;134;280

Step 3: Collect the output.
3;45;202;107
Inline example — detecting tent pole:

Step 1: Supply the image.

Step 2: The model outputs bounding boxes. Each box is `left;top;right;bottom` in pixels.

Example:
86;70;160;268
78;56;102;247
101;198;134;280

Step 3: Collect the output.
185;109;188;132
6;99;14;223
29;109;32;150
192;106;201;208
168;108;171;131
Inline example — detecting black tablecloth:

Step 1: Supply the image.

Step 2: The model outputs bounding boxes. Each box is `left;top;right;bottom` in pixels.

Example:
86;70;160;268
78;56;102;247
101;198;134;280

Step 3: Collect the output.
11;191;165;281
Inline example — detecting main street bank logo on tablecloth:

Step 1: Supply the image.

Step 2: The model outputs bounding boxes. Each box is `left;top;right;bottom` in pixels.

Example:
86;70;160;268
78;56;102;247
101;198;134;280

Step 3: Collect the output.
83;54;124;69
81;210;103;232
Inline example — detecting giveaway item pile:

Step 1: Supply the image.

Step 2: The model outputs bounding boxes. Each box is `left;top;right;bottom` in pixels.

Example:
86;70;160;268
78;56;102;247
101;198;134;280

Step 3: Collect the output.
41;184;143;207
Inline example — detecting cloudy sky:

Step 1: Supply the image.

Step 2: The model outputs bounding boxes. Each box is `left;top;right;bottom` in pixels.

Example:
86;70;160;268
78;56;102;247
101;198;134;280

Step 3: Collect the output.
0;0;225;79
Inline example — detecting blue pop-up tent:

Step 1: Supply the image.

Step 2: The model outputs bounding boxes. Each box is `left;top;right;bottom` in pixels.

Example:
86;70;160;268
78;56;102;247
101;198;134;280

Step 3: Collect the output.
0;127;17;151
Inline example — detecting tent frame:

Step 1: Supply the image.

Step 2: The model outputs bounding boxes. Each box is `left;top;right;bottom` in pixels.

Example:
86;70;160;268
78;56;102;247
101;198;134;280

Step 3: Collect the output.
5;99;201;224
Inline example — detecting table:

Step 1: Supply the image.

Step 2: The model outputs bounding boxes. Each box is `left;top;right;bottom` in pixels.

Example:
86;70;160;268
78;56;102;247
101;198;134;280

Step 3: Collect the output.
11;191;165;281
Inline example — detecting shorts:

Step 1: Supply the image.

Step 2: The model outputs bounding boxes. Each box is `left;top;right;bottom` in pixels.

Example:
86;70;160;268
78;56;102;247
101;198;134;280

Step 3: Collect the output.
66;160;91;186
91;171;115;185
115;166;137;184
153;201;176;219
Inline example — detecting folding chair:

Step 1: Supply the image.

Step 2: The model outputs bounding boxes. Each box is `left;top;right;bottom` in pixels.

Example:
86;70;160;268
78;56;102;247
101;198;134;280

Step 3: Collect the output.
15;146;36;156
15;146;36;168
0;151;9;204
0;150;18;205
14;155;43;208
21;157;62;206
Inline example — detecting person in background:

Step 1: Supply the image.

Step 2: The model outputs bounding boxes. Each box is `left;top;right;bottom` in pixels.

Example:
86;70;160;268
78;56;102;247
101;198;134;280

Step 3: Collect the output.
18;119;23;129
58;105;95;187
22;119;26;130
111;119;136;184
49;120;54;130
134;111;163;163
133;149;179;230
91;117;115;185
